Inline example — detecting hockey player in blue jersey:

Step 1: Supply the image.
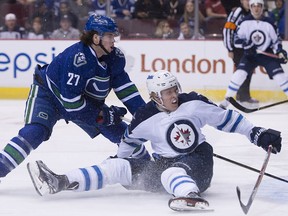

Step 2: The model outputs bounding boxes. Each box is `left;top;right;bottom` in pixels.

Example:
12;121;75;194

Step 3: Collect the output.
220;0;288;109
27;70;281;211
0;14;148;178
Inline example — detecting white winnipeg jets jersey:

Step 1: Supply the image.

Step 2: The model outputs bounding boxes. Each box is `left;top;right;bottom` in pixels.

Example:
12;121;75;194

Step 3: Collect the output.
117;92;254;158
234;14;281;52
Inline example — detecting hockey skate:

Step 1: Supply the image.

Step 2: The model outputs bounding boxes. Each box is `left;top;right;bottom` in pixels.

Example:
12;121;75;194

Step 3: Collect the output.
27;160;78;196
237;98;259;109
219;98;230;109
168;192;212;212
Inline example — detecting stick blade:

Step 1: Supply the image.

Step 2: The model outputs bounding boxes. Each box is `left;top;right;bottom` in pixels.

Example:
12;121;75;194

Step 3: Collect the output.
227;97;288;113
236;186;249;215
227;97;257;113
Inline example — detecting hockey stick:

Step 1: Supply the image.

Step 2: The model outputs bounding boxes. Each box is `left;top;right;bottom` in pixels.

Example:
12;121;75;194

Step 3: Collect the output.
256;50;288;63
256;50;280;59
236;145;272;214
227;97;288;113
122;115;287;183
213;153;288;183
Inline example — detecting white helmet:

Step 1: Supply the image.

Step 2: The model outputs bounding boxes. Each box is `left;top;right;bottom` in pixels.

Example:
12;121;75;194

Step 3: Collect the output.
249;0;264;6
249;0;264;17
146;70;181;98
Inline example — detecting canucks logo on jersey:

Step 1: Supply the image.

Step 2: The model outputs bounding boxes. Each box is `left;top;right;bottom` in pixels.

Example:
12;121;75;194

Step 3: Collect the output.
115;48;124;58
73;52;87;67
166;119;198;153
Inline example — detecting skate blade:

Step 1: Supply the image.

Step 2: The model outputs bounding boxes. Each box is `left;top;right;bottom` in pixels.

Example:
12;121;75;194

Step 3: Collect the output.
238;101;259;109
27;161;50;196
169;199;214;212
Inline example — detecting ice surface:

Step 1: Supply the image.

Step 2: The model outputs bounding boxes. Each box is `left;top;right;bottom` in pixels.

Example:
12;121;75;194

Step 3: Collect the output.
0;99;287;216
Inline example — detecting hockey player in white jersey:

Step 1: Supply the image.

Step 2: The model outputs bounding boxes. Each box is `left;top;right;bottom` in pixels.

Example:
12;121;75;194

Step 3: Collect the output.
220;0;288;109
223;0;259;107
27;70;282;211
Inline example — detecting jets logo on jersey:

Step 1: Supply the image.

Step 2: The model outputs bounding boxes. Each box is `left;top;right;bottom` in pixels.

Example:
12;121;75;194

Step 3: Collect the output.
166;120;198;153
250;30;265;46
73;52;87;67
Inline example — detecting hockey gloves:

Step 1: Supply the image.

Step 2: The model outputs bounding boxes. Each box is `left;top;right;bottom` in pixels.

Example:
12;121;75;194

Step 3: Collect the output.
97;105;127;126
242;41;257;57
276;48;288;64
250;127;282;154
243;41;256;58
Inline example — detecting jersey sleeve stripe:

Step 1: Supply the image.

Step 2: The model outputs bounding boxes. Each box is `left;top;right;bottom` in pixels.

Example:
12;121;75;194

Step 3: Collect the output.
217;110;233;130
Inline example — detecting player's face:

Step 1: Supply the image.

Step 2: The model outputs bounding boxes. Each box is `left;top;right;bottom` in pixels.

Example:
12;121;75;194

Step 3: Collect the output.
100;33;116;53
250;3;263;19
160;86;179;112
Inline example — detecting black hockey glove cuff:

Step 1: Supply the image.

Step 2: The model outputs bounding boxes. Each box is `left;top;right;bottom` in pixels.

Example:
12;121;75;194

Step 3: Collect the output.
250;127;282;154
242;40;257;57
242;40;254;50
97;105;127;126
244;46;257;57
276;48;288;64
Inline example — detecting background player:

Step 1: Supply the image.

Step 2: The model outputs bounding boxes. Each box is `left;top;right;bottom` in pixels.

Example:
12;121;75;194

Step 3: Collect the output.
220;0;288;109
223;0;259;107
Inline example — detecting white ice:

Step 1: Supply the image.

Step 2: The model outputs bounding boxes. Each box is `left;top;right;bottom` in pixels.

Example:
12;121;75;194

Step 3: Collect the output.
0;98;287;216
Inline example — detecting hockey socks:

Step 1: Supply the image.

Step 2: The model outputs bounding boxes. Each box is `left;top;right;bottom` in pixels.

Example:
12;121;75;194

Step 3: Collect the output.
161;167;210;211
161;167;199;196
66;158;132;192
0;135;33;177
0;124;48;177
225;69;248;98
273;73;288;96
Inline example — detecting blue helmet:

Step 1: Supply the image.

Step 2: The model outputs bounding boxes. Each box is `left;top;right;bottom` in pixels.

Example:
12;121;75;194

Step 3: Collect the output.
85;14;119;36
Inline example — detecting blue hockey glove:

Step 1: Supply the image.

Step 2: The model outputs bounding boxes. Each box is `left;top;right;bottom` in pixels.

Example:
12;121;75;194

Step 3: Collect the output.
243;41;256;57
242;40;254;50
250;127;282;154
244;47;257;57
244;46;257;57
276;48;288;64
97;105;127;126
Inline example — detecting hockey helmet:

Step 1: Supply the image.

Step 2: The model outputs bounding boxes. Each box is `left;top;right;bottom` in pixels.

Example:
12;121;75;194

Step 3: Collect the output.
146;70;182;98
249;0;264;7
85;14;119;36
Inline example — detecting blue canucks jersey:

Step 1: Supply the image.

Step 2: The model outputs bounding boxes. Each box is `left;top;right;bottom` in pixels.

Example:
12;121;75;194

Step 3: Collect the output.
0;28;146;179
37;42;145;119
